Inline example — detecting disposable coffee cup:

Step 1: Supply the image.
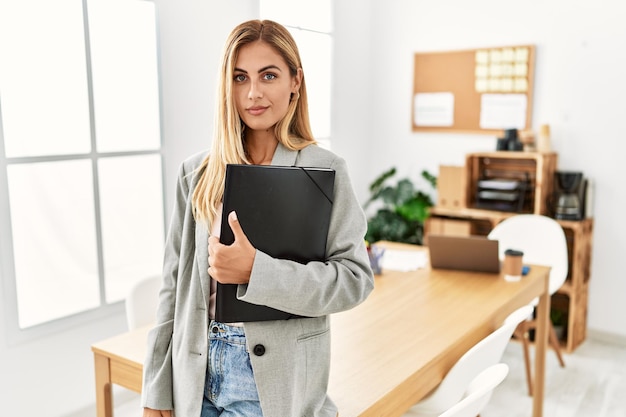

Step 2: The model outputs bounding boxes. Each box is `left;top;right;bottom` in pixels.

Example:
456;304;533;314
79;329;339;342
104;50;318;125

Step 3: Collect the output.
503;249;524;281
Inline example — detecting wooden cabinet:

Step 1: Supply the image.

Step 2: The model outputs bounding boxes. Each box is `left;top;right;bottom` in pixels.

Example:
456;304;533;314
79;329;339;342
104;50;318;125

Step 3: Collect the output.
426;152;593;353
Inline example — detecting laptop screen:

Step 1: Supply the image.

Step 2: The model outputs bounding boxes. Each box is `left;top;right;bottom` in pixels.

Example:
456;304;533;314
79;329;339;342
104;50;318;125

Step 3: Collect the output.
428;234;501;273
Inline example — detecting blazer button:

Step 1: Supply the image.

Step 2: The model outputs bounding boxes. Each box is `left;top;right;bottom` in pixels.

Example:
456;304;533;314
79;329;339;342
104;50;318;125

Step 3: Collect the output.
253;344;266;356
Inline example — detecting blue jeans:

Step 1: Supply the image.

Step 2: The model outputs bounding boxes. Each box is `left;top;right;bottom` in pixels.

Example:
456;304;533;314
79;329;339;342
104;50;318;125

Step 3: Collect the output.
201;321;263;417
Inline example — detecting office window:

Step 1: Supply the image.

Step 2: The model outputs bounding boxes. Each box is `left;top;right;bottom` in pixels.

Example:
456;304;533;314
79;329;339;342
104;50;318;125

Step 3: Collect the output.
0;0;164;330
260;0;332;147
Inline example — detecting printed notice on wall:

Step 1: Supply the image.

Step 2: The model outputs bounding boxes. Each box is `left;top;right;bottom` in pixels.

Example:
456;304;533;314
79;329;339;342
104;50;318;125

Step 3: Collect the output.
479;93;527;129
413;92;454;127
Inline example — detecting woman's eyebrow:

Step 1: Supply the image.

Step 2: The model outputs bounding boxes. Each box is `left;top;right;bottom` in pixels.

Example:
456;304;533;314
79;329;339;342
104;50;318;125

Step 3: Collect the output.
258;65;282;73
234;65;282;74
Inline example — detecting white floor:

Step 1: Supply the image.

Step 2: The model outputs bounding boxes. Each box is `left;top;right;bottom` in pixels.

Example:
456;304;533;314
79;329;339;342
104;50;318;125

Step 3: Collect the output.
109;337;626;417
110;391;141;417
483;338;626;417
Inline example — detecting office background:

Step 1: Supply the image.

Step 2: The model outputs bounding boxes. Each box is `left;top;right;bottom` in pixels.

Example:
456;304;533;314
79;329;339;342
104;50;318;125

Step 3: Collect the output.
1;1;624;416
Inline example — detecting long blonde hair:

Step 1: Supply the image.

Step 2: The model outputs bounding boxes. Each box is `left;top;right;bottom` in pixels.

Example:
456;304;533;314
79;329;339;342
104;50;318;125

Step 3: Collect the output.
192;19;316;227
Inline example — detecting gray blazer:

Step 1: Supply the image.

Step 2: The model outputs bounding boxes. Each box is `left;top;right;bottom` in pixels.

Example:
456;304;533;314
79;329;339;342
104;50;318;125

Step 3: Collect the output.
142;143;374;417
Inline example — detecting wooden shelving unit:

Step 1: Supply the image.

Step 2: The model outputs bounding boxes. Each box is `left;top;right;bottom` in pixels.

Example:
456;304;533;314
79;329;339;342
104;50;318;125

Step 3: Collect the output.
552;218;593;352
465;151;558;214
426;152;593;353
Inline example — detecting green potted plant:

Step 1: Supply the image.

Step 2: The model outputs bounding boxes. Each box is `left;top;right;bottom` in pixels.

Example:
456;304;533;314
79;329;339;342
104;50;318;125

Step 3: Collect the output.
364;167;436;245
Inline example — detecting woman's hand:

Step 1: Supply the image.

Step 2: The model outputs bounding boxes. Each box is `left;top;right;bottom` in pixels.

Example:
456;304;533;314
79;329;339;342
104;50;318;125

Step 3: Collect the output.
143;408;171;417
208;211;255;284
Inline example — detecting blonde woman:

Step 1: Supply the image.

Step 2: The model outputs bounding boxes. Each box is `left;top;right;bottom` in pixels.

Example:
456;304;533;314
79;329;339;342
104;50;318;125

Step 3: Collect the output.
142;20;374;417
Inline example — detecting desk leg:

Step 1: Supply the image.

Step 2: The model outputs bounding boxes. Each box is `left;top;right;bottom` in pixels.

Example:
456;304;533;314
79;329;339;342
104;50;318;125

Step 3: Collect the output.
533;280;550;417
94;353;114;417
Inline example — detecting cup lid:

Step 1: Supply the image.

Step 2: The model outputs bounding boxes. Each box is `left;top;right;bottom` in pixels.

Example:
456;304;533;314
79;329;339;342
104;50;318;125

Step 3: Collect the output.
504;249;524;256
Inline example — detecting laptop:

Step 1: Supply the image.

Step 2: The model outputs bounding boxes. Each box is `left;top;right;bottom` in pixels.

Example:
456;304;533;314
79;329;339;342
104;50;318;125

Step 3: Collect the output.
428;234;501;273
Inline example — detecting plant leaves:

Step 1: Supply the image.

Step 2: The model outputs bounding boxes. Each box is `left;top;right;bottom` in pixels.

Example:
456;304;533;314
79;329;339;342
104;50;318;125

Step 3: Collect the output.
395;179;415;204
369;167;396;194
397;197;430;222
365;167;397;208
421;170;437;188
364;167;436;245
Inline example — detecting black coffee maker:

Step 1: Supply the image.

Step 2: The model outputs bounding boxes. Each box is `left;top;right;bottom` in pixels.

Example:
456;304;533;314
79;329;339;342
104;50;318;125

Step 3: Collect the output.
553;171;586;220
496;128;524;151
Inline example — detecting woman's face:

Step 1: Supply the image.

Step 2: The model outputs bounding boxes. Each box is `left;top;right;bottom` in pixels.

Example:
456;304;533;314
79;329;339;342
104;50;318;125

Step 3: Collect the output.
233;40;301;135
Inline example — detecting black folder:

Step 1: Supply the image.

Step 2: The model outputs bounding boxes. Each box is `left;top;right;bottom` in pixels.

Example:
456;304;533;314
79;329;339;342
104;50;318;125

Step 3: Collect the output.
215;164;335;323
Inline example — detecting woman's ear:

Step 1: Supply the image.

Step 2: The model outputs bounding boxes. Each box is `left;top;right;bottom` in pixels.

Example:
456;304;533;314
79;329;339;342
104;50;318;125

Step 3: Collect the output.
292;67;303;93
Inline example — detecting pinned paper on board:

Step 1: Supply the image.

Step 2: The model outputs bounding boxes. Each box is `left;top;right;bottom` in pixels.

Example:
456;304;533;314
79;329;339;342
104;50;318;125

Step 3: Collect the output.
413;92;454;127
474;46;531;94
479;94;527;130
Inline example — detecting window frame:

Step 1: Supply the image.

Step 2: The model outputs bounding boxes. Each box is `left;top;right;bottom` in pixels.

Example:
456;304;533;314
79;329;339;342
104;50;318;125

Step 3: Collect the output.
0;0;166;344
259;2;333;148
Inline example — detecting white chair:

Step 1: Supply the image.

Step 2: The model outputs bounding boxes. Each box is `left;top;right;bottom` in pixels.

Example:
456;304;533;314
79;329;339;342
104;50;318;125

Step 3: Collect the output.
487;214;568;395
125;275;161;330
437;363;509;417
403;305;533;417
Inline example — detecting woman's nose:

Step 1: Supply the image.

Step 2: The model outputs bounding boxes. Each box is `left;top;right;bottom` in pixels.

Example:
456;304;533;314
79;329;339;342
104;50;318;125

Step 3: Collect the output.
248;80;263;99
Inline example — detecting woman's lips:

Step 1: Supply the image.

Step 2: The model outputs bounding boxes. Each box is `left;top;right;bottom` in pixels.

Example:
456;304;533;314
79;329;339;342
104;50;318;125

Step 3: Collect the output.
247;106;268;116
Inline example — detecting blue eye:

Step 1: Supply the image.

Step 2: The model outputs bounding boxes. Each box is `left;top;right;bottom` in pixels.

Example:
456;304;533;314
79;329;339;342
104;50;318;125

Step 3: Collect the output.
263;73;277;81
234;74;247;82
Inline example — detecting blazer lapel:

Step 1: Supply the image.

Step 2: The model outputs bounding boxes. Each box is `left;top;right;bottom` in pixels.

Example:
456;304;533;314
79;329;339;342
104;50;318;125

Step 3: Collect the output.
271;142;299;166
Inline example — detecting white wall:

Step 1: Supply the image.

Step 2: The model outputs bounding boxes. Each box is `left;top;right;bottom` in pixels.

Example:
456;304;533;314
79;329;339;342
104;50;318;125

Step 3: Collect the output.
334;0;625;339
330;1;374;195
2;1;625;416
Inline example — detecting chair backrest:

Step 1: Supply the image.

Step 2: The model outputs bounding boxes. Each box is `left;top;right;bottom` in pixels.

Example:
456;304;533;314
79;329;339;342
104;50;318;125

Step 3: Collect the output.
488;214;568;296
412;305;532;415
438;363;509;417
125;275;161;330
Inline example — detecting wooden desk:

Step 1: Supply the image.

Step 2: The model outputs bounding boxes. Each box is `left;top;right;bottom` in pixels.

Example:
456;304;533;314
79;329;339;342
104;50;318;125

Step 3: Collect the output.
92;243;550;417
92;324;149;417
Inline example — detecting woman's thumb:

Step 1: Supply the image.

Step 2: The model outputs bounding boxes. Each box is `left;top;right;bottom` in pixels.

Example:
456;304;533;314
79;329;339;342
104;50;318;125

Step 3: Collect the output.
228;211;244;240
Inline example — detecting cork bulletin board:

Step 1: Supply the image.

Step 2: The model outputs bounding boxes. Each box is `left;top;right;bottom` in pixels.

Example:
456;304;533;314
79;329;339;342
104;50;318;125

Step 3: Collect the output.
411;45;535;135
